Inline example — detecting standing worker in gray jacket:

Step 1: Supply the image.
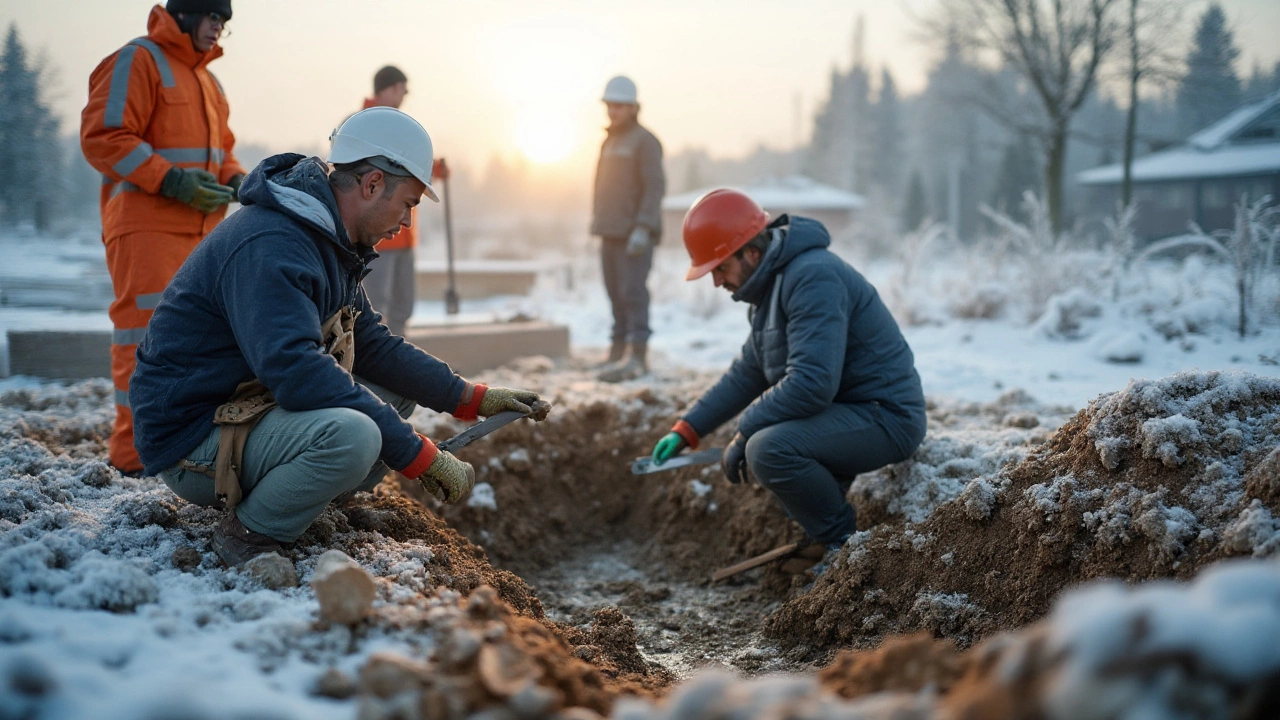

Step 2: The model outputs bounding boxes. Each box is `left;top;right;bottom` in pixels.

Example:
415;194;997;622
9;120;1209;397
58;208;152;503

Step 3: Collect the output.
591;75;665;382
649;189;927;570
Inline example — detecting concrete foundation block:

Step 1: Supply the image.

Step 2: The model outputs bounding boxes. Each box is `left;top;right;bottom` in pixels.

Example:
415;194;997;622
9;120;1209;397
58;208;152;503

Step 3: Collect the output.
7;330;111;380
403;321;569;375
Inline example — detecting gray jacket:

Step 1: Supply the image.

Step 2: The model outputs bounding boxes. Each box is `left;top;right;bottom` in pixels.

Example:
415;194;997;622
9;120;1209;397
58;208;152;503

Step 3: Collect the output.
590;120;665;240
682;216;927;455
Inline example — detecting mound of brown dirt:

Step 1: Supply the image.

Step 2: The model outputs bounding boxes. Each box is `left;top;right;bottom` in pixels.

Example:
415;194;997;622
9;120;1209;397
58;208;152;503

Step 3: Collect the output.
353;585;669;720
298;493;544;617
766;371;1280;654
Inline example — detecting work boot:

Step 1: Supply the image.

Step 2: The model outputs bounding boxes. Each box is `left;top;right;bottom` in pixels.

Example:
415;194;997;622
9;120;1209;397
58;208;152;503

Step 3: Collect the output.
597;341;647;383
593;340;627;370
779;542;828;575
211;511;286;568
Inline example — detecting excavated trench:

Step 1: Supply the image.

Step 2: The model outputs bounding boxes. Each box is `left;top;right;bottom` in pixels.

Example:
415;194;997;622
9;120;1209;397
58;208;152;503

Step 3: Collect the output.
397;387;824;680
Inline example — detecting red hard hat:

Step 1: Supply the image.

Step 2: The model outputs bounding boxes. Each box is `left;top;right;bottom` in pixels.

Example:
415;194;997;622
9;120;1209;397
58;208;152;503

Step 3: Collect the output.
681;188;770;280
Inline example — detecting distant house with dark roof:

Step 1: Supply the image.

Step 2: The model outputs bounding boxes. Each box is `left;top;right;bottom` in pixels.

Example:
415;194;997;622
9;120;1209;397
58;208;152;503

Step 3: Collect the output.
1077;90;1280;241
661;176;865;245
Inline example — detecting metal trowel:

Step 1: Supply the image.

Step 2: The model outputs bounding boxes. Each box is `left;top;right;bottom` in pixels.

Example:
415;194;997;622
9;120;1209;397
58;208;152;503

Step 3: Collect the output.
629;448;723;475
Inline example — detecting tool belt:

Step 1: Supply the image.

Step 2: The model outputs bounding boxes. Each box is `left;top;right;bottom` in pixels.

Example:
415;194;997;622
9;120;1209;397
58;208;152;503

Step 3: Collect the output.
182;306;359;511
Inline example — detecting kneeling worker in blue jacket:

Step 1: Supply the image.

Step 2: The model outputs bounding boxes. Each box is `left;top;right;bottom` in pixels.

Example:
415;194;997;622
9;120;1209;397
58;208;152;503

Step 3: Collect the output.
131;107;547;568
650;189;926;569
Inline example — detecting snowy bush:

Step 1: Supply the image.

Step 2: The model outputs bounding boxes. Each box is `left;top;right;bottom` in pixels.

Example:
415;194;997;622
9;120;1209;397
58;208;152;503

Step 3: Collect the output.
1137;195;1280;338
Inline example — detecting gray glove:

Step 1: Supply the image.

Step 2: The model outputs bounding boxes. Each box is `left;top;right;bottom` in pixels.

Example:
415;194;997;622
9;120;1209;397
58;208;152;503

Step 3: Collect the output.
626;227;651;256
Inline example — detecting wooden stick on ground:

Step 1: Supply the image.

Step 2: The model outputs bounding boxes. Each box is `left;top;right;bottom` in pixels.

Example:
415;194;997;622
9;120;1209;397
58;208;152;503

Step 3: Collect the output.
711;542;801;582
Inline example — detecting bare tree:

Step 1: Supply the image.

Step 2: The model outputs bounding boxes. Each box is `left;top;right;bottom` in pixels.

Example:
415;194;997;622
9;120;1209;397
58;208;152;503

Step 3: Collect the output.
930;0;1118;234
1118;0;1183;207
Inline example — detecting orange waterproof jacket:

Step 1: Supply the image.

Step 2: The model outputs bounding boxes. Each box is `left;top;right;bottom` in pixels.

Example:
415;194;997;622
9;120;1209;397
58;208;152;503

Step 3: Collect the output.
358;98;418;251
81;5;244;239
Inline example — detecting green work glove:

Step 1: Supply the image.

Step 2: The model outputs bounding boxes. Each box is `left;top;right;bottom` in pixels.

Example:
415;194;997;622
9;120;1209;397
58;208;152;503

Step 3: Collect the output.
160;167;234;213
479;387;542;417
420;450;475;504
226;173;245;202
652;432;687;466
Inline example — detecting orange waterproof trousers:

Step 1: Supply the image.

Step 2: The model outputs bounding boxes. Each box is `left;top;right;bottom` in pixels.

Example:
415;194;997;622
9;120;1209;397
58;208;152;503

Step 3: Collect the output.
104;230;203;472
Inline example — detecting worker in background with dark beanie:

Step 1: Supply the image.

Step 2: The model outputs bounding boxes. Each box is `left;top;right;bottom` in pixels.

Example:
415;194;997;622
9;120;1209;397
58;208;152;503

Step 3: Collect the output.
358;65;449;336
80;1;244;475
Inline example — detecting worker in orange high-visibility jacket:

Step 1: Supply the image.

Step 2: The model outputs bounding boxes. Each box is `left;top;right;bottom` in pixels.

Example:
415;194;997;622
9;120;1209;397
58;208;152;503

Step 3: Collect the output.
356;65;450;336
80;0;244;474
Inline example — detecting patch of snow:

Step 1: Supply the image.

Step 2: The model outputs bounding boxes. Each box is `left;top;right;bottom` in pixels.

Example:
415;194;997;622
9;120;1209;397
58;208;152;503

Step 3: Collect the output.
466;482;498;510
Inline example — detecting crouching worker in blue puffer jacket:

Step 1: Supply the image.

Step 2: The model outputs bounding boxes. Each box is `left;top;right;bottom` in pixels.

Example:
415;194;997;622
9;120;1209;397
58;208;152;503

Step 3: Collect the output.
649;189;926;574
130;108;548;568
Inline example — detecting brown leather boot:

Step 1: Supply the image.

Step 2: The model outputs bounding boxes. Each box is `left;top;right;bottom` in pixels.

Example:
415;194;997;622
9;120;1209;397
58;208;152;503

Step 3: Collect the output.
593;340;627;369
597;341;647;383
212;511;286;568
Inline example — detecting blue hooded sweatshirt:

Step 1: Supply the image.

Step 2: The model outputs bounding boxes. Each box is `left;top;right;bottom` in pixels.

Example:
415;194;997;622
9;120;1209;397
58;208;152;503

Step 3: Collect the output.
131;153;467;476
682;215;926;455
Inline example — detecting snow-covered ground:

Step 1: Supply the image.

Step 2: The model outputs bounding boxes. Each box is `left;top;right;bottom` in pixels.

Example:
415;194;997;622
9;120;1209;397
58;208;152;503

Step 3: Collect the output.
2;226;1279;719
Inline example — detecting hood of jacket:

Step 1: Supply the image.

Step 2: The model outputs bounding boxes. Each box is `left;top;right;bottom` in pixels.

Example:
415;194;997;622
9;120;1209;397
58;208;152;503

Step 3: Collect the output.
237;153;374;267
732;214;831;305
147;4;222;70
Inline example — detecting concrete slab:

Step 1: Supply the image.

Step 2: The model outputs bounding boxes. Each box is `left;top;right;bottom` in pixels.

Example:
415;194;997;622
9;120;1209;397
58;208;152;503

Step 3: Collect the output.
404;321;569;375
413;260;569;300
6;321;571;380
7;330;111;380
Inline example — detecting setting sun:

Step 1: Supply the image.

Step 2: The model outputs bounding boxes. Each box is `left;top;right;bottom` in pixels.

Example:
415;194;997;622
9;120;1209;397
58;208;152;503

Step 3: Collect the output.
515;108;576;164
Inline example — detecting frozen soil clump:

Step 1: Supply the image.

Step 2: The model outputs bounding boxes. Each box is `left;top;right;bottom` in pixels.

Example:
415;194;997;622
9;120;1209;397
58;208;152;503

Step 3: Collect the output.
768;370;1280;654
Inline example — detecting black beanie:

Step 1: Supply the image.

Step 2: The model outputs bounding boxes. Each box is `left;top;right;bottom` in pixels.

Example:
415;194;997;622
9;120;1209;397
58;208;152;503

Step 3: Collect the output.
166;0;232;20
374;66;408;94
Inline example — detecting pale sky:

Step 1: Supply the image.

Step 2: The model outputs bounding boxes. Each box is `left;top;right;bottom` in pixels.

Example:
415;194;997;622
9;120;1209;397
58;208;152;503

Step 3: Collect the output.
5;0;1279;179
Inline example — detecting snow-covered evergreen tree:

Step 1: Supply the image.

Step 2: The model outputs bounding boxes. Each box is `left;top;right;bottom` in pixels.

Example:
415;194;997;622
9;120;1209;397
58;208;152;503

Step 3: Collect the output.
1176;4;1241;138
871;69;904;199
0;24;62;228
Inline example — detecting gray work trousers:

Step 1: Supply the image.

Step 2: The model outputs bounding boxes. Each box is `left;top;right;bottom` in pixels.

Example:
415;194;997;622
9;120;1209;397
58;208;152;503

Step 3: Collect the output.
158;378;414;542
745;402;925;545
364;247;416;336
600;237;653;344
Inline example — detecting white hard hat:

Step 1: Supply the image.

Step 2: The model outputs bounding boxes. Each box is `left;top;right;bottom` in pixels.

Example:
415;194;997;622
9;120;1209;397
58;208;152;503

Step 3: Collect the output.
601;75;638;104
329;107;439;202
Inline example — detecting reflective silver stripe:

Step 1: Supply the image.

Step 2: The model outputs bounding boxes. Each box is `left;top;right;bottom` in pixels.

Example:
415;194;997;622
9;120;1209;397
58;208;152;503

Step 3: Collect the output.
135;293;163;310
109;181;142;199
128;38;175;88
156;147;208;163
104;45;138;128
102;174;114;186
113;327;148;345
112;142;154;177
115;389;130;409
211;148;224;164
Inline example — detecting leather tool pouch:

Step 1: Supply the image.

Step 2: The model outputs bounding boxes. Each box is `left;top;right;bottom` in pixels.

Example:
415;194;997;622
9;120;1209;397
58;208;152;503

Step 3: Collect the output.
203;306;359;510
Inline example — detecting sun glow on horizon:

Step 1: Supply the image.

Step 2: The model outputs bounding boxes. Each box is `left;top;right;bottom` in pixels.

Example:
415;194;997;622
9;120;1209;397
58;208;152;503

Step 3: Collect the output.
515;107;576;164
481;19;615;167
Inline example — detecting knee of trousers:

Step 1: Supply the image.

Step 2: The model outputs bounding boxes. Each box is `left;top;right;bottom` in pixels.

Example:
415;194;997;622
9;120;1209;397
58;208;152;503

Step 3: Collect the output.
744;431;807;487
314;409;384;482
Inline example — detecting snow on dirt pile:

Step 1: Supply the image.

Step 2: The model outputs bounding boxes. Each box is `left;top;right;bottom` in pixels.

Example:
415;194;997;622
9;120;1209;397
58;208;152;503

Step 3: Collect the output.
0;379;670;719
768;370;1280;655
614;557;1280;719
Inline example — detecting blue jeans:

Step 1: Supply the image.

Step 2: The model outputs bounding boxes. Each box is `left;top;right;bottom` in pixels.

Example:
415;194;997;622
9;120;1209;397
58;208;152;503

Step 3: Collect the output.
601;237;653;344
745;402;925;545
159;378;415;542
